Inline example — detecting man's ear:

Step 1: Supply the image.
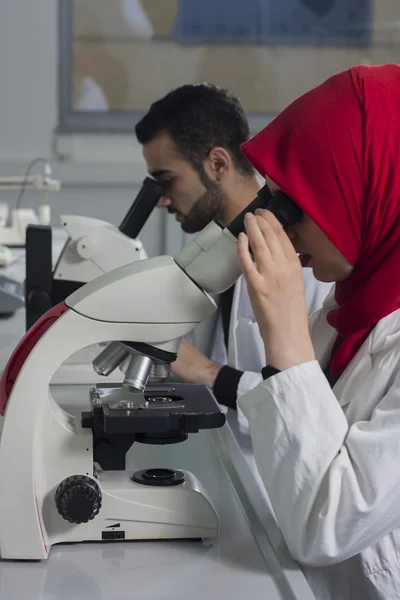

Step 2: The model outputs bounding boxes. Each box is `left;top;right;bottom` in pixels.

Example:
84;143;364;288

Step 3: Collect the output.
203;147;232;181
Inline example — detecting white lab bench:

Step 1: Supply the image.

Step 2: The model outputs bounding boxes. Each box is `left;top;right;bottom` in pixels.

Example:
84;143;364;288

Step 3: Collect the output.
0;235;315;600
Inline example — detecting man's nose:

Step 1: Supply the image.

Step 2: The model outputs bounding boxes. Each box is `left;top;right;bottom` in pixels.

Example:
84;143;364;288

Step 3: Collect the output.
157;196;172;209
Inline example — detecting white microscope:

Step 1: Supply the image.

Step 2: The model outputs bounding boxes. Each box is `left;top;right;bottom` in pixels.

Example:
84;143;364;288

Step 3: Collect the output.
0;183;302;560
25;177;163;384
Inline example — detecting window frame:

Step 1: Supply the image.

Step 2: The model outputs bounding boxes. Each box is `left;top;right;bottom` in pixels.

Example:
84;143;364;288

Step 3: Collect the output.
57;0;275;134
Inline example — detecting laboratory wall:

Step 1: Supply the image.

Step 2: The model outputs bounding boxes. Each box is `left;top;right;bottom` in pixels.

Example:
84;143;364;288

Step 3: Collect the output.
0;0;169;258
0;0;398;256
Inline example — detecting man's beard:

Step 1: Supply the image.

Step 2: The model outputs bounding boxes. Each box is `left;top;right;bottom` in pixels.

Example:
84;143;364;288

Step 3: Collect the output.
170;178;226;234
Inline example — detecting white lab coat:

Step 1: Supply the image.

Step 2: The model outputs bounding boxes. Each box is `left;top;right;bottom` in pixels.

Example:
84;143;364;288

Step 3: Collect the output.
238;288;400;600
211;270;332;432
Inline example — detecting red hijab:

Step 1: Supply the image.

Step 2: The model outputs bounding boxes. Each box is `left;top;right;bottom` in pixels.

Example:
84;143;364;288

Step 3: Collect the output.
241;64;400;380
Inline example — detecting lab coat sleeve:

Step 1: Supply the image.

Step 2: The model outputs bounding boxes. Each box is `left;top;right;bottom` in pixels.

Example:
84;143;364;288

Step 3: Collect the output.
213;365;243;409
211;302;263;406
235;294;332;403
238;360;400;567
237;370;263;398
213;367;263;409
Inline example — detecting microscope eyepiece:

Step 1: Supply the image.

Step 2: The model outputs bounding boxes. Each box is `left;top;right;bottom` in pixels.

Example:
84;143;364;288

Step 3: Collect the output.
227;182;302;238
119;177;164;239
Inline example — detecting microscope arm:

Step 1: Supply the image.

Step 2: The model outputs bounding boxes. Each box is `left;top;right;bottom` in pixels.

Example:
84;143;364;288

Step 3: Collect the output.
1;255;217;415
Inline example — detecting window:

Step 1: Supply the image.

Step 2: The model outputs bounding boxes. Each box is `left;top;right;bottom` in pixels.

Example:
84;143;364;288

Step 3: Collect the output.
59;0;381;134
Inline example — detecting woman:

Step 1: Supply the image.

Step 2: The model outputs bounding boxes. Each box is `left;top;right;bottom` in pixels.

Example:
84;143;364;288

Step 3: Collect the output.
236;63;400;599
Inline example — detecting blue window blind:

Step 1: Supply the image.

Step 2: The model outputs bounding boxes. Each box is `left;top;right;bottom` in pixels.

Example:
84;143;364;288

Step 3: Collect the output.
264;0;371;46
171;0;371;46
172;0;262;44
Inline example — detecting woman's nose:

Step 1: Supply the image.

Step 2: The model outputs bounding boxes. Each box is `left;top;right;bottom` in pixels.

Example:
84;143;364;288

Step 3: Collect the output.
157;196;172;208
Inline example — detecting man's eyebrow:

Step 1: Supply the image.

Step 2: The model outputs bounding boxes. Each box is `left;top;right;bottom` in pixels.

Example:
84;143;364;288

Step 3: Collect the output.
149;169;174;178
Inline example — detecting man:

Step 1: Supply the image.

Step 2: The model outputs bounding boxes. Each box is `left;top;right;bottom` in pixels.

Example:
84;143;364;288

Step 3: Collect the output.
135;83;332;423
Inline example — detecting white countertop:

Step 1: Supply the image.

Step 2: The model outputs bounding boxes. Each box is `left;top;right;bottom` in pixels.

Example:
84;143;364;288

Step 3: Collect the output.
0;384;314;600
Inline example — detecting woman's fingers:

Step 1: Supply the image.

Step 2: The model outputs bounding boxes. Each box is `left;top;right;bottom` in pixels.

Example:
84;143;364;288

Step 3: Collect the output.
256;209;299;262
243;213;273;272
240;210;300;287
254;213;288;263
244;212;290;277
237;231;252;273
237;232;263;289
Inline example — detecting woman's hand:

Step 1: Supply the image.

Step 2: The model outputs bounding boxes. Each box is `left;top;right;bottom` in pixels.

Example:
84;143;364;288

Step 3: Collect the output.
171;338;222;388
237;210;315;370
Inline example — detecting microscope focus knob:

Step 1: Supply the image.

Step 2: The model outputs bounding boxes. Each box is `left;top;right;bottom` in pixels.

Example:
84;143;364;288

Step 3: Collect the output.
55;475;102;524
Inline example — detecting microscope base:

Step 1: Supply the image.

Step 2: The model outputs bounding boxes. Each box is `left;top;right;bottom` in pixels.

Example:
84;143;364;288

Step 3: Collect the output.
0;468;218;560
42;468;219;558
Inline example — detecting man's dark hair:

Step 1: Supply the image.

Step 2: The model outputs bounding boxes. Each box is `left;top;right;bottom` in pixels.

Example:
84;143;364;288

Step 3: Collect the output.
135;83;254;178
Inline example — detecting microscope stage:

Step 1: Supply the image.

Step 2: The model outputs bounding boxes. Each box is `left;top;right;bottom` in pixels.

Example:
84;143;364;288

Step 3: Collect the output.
82;382;226;436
